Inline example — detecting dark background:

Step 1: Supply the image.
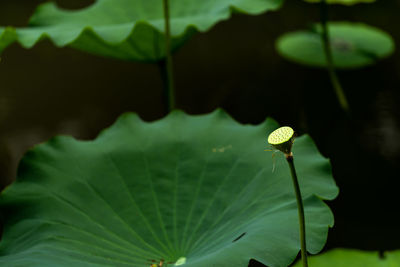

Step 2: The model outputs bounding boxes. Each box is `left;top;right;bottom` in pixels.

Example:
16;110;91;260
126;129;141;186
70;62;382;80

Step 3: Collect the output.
0;0;399;261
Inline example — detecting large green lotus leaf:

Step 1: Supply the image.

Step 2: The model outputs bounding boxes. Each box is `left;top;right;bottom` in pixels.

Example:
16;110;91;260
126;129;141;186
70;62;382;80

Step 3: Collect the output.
293;249;400;266
276;22;395;69
0;0;283;62
0;110;338;267
303;0;375;5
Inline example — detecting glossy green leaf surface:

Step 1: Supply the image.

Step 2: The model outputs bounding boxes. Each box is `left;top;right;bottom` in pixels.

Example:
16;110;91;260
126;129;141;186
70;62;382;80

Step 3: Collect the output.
276;22;395;69
303;0;375;5
293;249;400;266
0;0;283;62
0;110;338;267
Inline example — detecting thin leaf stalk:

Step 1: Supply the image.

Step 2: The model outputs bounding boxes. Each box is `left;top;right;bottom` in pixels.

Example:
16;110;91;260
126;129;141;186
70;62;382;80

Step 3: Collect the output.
162;0;176;112
320;0;349;113
286;152;308;267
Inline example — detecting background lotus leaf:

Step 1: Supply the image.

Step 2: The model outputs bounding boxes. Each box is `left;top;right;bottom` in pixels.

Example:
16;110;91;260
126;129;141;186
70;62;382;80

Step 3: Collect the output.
276;22;394;69
302;0;375;5
0;0;283;62
293;249;400;266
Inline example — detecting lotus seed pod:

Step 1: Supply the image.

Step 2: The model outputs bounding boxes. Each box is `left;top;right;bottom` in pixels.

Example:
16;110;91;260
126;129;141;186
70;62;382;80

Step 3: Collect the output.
267;126;295;155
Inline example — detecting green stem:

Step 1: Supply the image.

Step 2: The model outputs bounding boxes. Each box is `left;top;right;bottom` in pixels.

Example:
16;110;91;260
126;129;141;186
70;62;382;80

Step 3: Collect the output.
320;0;349;113
162;0;176;112
158;59;170;115
286;153;308;267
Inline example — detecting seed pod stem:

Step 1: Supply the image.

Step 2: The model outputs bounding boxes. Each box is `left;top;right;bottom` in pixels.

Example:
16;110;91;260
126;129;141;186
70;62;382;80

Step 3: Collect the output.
286;152;308;267
268;127;308;267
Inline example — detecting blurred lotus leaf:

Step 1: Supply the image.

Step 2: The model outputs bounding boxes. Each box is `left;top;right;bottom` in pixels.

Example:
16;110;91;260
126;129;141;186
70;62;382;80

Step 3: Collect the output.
293;249;400;266
0;0;283;62
303;0;375;5
276;22;395;69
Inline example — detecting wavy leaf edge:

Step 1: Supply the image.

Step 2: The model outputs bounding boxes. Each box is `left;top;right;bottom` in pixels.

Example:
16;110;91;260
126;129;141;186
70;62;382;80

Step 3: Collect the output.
0;1;283;57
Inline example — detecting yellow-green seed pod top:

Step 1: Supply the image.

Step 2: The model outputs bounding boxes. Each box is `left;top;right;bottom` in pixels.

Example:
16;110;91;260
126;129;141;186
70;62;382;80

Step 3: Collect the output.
268;126;295;155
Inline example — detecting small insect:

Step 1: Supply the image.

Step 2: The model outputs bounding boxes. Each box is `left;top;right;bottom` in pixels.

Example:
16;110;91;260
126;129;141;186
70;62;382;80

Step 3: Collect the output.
264;147;280;173
148;259;164;267
147;259;174;267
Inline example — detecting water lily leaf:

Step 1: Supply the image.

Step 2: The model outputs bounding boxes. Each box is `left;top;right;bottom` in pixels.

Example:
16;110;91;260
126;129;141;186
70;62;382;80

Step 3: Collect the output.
0;0;283;62
303;0;376;5
276;22;395;69
293;249;400;266
0;110;338;267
